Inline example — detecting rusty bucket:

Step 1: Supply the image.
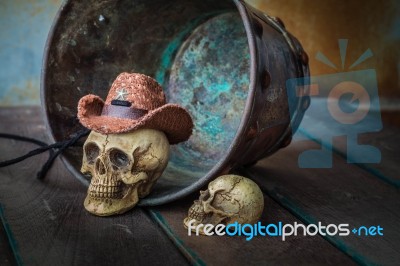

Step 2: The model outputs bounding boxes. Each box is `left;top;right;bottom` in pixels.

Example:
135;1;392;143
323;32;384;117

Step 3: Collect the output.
41;0;309;206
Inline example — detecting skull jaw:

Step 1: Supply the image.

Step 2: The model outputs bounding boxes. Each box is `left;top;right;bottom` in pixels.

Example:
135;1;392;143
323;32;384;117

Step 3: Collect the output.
183;217;206;235
183;202;228;235
183;214;228;235
84;186;139;216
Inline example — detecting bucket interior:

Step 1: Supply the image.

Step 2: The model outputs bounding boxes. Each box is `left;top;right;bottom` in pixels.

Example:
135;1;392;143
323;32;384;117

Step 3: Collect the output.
43;0;251;203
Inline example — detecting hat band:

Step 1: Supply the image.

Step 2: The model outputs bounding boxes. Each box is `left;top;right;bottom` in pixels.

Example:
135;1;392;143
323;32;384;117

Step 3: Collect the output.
101;104;148;120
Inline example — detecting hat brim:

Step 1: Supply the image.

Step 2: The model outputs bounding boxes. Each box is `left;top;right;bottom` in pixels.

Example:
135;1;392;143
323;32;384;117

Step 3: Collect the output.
77;94;193;144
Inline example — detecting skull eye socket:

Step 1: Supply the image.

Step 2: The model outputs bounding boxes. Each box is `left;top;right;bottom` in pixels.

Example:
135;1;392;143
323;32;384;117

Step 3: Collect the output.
200;190;210;201
84;142;100;164
109;149;130;168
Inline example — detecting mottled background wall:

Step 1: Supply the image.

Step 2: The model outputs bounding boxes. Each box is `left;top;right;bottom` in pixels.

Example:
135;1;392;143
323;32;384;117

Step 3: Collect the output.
253;0;400;107
0;0;62;106
0;0;399;106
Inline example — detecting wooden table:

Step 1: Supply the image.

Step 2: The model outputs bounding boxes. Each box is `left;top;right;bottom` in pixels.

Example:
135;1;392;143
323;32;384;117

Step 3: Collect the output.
1;107;399;265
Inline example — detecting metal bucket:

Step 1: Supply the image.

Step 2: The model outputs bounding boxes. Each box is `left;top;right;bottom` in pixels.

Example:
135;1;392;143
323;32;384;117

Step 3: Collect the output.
41;0;309;206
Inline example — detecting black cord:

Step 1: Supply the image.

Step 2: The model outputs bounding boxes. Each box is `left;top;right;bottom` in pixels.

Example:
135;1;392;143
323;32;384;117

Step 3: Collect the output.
0;133;50;147
36;130;90;179
0;129;90;179
0;141;59;167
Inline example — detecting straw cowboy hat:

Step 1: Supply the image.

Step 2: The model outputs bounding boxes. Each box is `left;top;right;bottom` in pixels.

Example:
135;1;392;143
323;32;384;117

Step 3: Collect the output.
77;72;193;144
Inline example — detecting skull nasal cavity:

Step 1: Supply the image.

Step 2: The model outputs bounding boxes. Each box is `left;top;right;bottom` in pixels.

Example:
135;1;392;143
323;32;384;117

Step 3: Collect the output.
95;159;106;175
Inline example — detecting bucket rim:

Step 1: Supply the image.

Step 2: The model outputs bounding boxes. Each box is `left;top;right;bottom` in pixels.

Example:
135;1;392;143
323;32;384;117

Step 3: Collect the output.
40;0;258;206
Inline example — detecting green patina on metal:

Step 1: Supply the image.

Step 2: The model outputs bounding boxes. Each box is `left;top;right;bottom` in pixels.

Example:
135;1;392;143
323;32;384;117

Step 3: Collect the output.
166;13;250;168
155;11;225;87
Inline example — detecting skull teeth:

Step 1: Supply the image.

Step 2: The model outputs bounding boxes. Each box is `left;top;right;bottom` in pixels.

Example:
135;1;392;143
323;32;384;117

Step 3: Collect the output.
91;179;119;186
89;184;123;199
188;206;205;221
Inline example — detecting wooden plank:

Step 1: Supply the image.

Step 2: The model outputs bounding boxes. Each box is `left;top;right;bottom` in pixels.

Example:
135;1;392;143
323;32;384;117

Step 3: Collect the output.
149;194;356;265
0;107;188;266
298;98;400;187
0;206;15;266
324;127;400;187
244;138;400;266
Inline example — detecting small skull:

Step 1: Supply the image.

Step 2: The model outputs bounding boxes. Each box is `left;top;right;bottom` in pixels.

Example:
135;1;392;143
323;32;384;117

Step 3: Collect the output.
81;129;169;216
184;175;264;234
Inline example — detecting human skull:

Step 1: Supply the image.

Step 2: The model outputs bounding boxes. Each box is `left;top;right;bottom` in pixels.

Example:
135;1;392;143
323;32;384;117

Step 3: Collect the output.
81;129;169;216
184;175;264;234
